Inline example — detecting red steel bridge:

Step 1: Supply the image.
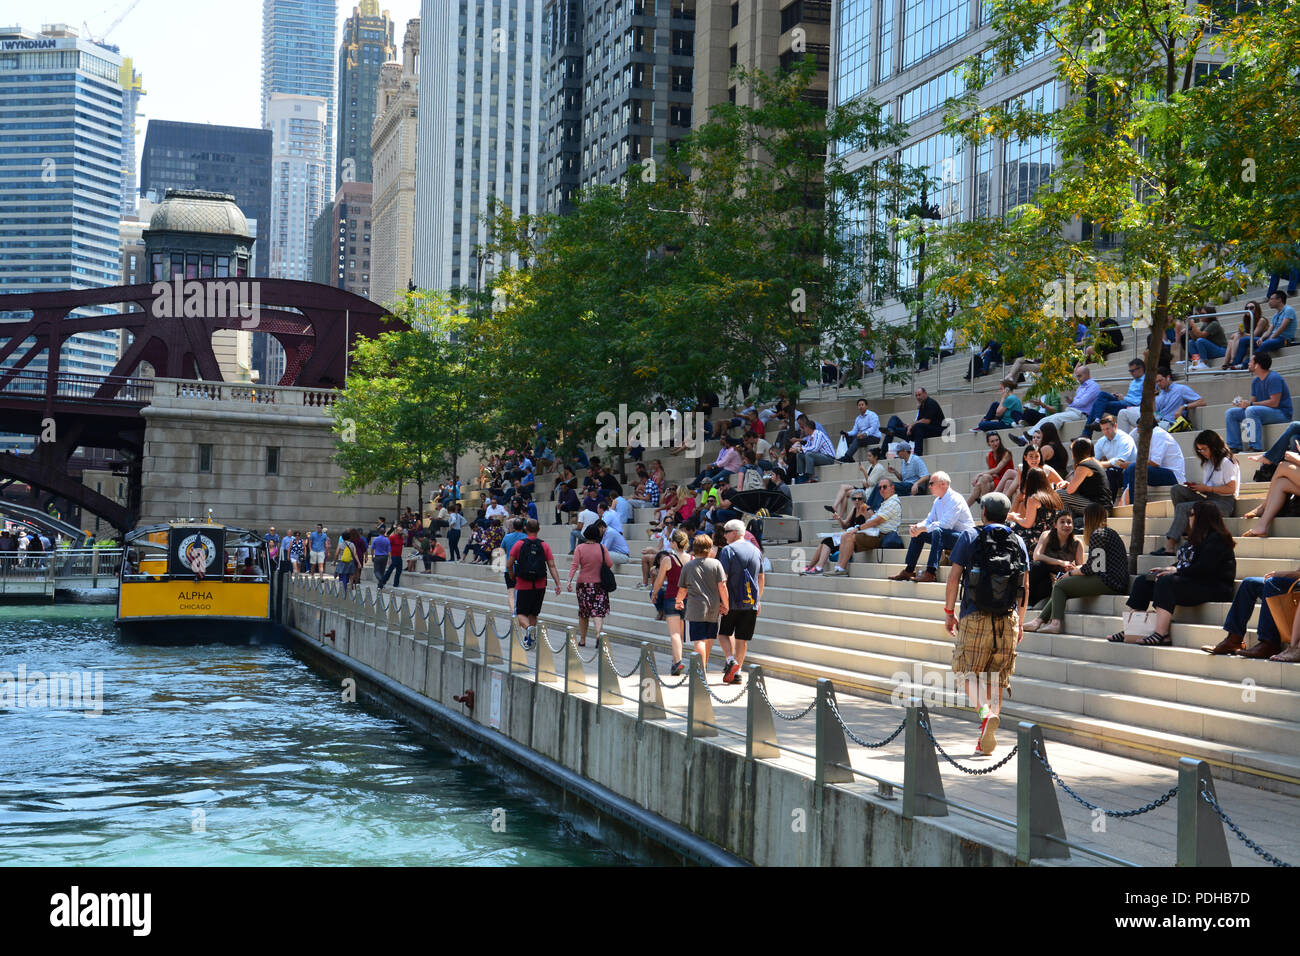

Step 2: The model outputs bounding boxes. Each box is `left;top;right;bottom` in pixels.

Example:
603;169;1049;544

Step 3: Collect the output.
0;280;393;532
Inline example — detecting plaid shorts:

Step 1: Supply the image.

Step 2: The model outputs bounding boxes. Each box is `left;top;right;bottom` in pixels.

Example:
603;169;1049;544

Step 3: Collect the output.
951;610;1018;689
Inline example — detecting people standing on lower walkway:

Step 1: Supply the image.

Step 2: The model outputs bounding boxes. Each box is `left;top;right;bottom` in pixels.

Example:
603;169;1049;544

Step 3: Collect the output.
716;519;764;685
675;534;728;674
944;492;1029;757
309;524;329;575
567;524;614;648
506;518;562;650
650;529;690;676
376;524;406;590
445;504;466;561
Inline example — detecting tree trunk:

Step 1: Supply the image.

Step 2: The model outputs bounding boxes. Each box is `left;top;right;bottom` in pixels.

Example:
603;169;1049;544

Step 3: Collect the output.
1128;269;1170;573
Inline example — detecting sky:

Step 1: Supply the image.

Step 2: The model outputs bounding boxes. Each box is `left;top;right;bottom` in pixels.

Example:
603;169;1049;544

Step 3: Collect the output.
29;0;423;164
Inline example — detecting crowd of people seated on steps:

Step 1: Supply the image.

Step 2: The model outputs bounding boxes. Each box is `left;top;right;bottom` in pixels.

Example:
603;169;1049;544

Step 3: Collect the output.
778;325;1300;663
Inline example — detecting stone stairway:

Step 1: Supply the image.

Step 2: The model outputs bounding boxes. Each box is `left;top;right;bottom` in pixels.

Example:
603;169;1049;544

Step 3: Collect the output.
421;286;1300;794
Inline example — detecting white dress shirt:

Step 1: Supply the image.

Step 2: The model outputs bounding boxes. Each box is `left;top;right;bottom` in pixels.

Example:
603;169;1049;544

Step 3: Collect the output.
1094;429;1137;465
1134;426;1186;482
924;487;977;536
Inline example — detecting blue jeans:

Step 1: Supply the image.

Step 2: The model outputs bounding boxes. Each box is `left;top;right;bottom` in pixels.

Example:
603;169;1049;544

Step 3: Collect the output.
1262;422;1300;464
1222;576;1290;645
1267;268;1298;298
902;528;961;573
1123;464;1179;499
842;433;881;460
1190;339;1227;362
1225;404;1289;451
1232;335;1292;366
378;554;403;588
1086;393;1132;428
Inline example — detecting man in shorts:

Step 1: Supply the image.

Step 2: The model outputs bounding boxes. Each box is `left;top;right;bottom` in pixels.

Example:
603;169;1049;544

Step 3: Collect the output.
675;534;728;673
506;518;562;649
943;492;1028;756
717;519;764;684
309;524;328;575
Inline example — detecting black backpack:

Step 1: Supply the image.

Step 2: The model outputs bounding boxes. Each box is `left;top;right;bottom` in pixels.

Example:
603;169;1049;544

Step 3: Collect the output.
964;525;1027;615
515;538;548;583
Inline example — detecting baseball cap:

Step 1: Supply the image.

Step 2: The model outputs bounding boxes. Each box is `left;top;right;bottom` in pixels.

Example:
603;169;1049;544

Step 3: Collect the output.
723;519;745;533
894;440;913;452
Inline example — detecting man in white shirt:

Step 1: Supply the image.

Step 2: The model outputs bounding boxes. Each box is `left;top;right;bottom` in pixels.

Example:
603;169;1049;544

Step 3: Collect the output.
485;500;508;522
1122;423;1186;505
888;472;976;583
568;504;600;553
1093;414;1138;504
839;398;882;463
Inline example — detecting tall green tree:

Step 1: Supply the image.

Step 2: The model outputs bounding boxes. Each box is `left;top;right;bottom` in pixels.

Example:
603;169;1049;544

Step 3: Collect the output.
477;58;924;455
332;291;495;510
927;0;1287;567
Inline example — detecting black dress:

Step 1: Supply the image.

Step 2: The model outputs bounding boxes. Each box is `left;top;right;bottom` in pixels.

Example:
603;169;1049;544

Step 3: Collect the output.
1126;534;1236;613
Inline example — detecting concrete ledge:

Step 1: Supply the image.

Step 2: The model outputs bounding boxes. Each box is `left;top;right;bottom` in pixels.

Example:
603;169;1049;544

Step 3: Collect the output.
288;588;1031;866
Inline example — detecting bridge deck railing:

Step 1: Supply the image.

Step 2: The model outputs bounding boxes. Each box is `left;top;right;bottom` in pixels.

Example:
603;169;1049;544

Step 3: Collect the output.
0;368;154;403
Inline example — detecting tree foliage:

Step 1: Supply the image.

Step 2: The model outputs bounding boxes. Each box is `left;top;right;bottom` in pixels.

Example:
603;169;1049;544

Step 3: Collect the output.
924;0;1293;567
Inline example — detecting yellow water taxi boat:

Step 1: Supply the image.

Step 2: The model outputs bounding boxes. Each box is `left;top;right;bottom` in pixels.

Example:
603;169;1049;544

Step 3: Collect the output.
115;520;273;635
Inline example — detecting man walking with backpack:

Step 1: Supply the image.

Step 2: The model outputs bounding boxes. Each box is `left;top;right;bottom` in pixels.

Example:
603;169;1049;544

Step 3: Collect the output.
506;518;562;650
717;519;764;684
943;492;1029;756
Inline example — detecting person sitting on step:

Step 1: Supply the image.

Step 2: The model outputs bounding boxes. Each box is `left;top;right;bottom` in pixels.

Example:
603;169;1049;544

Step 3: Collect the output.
1109;501;1236;646
1202;562;1300;658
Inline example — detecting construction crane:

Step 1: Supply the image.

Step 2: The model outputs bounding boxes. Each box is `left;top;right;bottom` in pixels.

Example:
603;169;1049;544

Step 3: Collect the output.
83;0;144;46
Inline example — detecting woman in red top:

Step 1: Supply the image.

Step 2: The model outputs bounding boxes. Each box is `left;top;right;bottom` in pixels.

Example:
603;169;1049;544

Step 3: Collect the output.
649;529;690;675
968;431;1015;506
566;524;614;646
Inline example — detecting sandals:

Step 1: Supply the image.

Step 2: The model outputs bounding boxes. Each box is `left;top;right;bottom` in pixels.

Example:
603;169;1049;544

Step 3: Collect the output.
1139;632;1171;646
1107;631;1126;642
1241;527;1269;538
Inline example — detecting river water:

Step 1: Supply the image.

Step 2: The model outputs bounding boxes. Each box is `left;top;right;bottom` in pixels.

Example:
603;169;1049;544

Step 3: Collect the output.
0;605;632;866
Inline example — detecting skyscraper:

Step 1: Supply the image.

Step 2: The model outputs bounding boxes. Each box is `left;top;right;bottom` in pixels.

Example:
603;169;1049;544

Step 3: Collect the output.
370;18;420;306
337;0;396;189
119;58;146;217
262;0;339;185
139;120;273;276
0;24;127;380
414;0;544;291
312;182;373;297
538;0;696;216
267;93;330;282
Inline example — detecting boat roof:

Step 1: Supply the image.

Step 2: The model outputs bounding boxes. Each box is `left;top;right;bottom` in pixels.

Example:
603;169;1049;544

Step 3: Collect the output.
125;521;263;544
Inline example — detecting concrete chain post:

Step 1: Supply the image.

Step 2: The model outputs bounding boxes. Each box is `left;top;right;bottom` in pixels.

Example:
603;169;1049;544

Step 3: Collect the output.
815;679;853;787
1016;722;1069;862
563;626;586;697
536;622;559;685
638;642;666;722
746;665;780;760
902;698;948;819
596;637;622;707
686;652;717;739
509;618;530;674
1176;758;1231;867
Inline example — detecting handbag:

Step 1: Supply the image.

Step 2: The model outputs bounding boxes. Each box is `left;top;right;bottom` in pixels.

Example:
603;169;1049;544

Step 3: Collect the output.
1122;609;1158;642
1265;579;1300;645
599;545;618;594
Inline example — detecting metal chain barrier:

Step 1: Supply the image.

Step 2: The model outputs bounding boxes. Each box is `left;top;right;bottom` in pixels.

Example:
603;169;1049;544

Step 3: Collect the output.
1200;788;1293;867
470;615;489;639
450;609;467;630
827;697;907;748
918;715;1017;775
754;677;817;720
489;616;512;642
539;626;566;654
573;640;600;665
602;639;641;679
1033;742;1177;817
646;651;687;689
695;660;748;704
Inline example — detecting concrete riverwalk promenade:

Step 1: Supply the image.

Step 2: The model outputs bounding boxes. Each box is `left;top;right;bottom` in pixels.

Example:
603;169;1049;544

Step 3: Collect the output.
283;574;1298;867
